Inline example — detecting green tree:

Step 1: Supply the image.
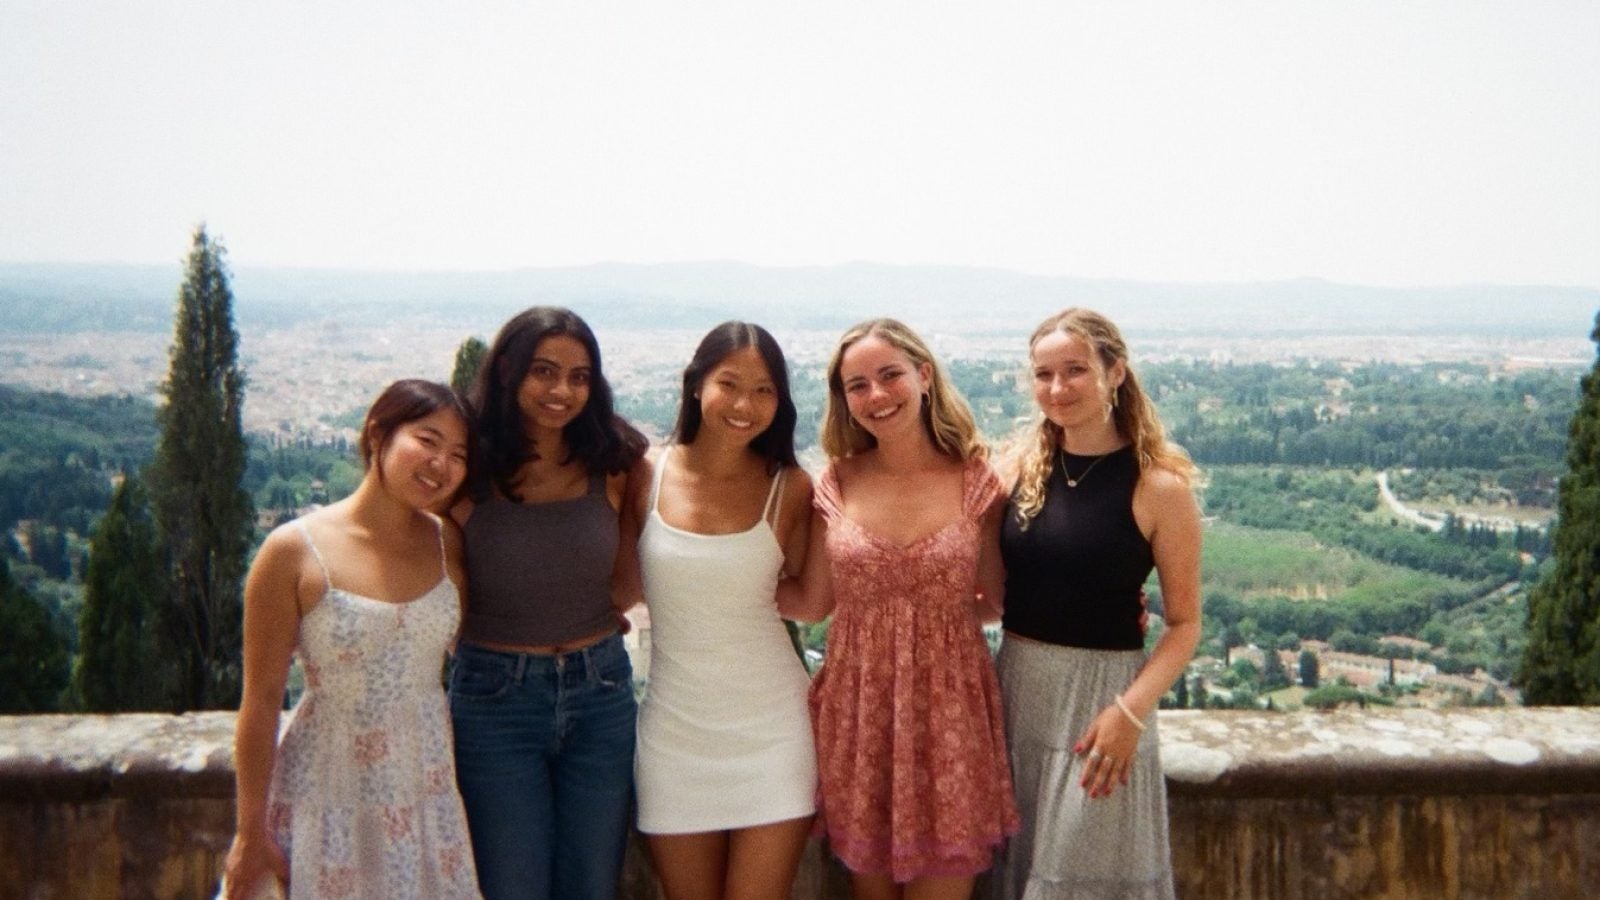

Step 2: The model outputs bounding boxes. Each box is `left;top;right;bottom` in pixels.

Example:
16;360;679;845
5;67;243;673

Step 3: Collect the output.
148;226;254;711
73;474;169;711
1261;647;1292;690
451;336;488;396
1520;312;1600;705
1299;649;1320;688
0;556;70;712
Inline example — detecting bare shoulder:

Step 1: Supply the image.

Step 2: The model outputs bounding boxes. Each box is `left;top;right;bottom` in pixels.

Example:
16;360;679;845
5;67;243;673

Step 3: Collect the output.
257;518;312;566
780;464;815;509
1139;463;1196;503
1134;463;1201;538
435;512;465;556
246;519;318;611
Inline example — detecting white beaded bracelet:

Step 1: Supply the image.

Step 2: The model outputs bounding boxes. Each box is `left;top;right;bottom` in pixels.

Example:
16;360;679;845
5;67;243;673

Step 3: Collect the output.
1115;695;1147;732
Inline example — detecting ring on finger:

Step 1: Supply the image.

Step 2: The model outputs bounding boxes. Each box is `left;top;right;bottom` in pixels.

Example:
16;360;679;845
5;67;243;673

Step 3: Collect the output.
1087;748;1103;760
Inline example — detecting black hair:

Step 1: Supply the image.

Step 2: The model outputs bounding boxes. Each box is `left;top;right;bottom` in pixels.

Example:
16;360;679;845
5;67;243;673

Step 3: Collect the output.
672;321;798;473
468;306;646;501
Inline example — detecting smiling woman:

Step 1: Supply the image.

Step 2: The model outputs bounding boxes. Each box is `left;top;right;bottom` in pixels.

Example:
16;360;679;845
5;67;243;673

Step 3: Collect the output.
779;318;1015;900
223;379;480;900
448;306;649;900
631;321;818;900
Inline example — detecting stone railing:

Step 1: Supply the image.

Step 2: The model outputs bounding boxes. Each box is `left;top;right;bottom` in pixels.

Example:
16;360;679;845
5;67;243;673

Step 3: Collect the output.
3;708;1598;898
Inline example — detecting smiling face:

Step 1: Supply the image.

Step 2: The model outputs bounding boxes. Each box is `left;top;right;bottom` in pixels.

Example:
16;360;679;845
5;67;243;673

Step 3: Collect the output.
373;406;470;511
696;345;779;445
838;334;934;444
516;334;593;435
1031;328;1125;433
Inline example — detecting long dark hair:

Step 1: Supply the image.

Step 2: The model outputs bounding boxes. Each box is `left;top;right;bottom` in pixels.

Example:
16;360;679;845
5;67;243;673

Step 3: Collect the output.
359;379;477;503
672;321;798;473
469;307;646;501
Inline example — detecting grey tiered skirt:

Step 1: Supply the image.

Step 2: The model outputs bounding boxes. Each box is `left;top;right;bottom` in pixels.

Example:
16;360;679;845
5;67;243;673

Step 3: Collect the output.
990;637;1175;900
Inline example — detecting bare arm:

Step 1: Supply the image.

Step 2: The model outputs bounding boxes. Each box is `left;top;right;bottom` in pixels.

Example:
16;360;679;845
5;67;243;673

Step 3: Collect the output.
440;515;470;648
1079;467;1203;798
609;454;652;615
776;504;835;623
223;527;304;896
775;468;814;581
973;494;1007;624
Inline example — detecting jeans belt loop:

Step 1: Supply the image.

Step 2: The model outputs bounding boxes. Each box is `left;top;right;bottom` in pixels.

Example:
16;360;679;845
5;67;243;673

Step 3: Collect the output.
513;652;527;682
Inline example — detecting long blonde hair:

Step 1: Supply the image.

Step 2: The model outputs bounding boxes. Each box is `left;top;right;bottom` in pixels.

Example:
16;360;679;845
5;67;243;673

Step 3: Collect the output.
819;318;986;462
1012;308;1195;528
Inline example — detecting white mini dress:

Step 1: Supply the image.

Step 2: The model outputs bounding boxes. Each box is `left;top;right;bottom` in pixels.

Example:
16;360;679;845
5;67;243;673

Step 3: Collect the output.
634;449;818;834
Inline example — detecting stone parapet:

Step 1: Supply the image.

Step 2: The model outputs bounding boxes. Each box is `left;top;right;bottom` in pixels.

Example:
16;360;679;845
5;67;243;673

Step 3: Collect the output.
2;708;1597;898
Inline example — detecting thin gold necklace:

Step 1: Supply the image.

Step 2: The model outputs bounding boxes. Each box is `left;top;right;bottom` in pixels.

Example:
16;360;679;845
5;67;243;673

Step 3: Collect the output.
1059;448;1110;488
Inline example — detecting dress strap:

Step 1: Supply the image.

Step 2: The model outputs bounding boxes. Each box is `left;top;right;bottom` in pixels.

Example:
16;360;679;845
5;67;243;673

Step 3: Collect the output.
762;466;787;532
647;445;671;515
587;470;607;496
961;456;1004;520
293;520;333;592
430;514;448;578
813;463;843;522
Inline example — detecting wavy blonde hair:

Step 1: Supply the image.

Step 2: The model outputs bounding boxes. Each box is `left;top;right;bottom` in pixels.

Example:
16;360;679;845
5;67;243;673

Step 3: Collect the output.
819;318;986;462
1012;308;1196;528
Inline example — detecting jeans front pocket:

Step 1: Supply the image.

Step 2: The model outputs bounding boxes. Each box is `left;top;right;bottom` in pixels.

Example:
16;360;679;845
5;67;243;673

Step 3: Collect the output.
448;649;513;703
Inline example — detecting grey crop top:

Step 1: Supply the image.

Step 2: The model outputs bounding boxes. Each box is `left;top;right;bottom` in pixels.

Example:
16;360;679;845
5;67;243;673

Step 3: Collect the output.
460;471;620;647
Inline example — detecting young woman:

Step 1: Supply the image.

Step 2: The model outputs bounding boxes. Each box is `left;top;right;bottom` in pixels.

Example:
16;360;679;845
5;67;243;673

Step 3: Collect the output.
448;307;648;900
781;318;1017;900
992;308;1202;900
224;379;479;900
632;321;817;899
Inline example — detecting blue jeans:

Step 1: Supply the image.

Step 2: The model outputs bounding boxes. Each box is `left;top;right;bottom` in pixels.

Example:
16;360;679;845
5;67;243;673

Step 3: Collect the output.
449;636;637;900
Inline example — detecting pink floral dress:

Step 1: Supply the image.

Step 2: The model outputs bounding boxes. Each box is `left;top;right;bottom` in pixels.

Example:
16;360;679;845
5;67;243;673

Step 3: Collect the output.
264;521;480;899
808;456;1019;882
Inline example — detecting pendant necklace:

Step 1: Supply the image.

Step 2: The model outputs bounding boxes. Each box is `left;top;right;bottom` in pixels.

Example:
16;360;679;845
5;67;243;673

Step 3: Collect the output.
1059;448;1109;488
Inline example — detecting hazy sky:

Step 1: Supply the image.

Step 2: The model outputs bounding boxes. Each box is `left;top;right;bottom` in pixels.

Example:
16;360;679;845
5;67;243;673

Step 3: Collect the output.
3;2;1597;287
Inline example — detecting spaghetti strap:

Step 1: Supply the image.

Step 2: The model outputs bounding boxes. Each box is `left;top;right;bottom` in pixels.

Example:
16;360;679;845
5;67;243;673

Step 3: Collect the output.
431;514;448;578
762;467;786;532
647;445;671;515
813;463;844;522
294;520;333;592
588;470;607;496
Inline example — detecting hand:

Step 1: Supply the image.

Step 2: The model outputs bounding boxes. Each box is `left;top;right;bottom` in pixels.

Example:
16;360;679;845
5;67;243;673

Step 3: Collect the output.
223;829;288;900
1074;702;1144;800
1137;589;1151;635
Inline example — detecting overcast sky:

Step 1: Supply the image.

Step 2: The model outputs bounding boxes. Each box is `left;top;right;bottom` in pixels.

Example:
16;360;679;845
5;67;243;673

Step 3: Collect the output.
2;1;1596;288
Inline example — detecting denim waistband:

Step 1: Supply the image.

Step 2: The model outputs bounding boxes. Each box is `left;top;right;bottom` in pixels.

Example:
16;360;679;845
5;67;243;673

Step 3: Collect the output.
457;633;627;680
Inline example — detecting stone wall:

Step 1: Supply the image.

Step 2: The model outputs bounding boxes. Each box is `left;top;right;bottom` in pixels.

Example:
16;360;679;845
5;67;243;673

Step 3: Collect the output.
2;708;1597;899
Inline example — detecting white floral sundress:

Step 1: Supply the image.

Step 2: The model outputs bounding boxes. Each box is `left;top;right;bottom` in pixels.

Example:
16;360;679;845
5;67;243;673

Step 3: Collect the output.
264;519;480;899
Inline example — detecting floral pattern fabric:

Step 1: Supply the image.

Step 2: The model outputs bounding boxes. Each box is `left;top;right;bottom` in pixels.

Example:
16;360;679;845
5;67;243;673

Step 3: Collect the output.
265;525;479;899
809;456;1019;882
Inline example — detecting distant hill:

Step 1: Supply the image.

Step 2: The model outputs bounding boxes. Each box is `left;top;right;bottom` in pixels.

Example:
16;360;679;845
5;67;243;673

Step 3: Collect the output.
0;260;1594;337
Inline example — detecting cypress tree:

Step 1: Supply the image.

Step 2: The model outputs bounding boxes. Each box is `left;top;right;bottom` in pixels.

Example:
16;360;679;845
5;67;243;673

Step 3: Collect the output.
73;474;168;711
1520;311;1600;705
1299;649;1320;689
0;556;69;712
148;226;254;711
451;336;488;397
1261;647;1292;691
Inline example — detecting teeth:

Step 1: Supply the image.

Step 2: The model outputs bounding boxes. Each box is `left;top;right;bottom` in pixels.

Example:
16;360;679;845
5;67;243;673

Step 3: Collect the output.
725;418;753;428
869;405;900;420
